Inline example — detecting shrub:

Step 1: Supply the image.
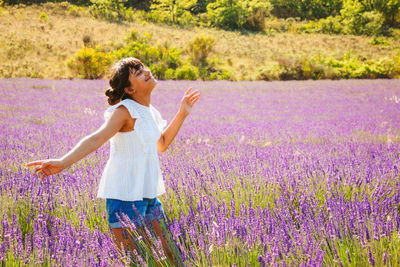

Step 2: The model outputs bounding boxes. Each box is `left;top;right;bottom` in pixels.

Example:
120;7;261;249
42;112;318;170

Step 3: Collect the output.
242;0;272;31
259;52;395;81
164;68;176;80
358;0;400;27
369;37;391;46
207;0;271;31
187;34;215;68
207;0;246;30
269;0;343;20
324;52;393;78
82;34;94;47
257;63;282;81
39;12;49;22
270;54;330;80
393;51;400;78
301;16;343;34
67;4;86;17
149;0;196;26
175;65;198;80
113;31;184;79
89;0;127;22
67;47;112;79
208;68;233;80
340;0;386;36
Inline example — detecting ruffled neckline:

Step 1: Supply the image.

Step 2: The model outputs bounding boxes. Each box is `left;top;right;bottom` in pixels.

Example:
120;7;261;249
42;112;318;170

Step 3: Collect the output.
127;98;152;110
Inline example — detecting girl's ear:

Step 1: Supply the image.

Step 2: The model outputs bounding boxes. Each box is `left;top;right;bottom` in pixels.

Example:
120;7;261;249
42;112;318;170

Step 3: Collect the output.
124;87;136;95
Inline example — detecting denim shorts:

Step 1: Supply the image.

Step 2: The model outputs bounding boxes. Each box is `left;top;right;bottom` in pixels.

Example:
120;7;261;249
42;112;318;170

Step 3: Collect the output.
106;197;165;229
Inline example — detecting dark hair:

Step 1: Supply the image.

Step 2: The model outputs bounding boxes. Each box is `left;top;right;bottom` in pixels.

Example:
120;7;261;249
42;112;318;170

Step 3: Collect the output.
105;57;144;105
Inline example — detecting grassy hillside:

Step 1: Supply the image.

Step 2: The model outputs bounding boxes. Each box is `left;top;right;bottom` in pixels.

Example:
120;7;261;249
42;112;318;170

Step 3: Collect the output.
1;3;399;80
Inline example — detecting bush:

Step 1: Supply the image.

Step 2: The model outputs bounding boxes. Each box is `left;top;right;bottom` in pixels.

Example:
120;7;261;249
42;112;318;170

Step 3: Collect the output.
89;0;127;22
149;0;196;26
393;51;400;78
113;31;184;79
164;68;176;79
301;16;343;34
242;0;272;31
324;52;393;78
207;0;271;31
208;68;233;80
67;47;112;79
340;0;387;36
270;0;343;20
175;65;198;80
358;0;400;27
301;0;389;36
207;0;244;30
269;54;330;80
187;34;215;68
257;52;396;81
39;12;49;22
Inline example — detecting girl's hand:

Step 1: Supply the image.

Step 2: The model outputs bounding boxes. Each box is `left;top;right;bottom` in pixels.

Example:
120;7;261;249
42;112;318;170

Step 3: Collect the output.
25;159;64;180
179;88;200;117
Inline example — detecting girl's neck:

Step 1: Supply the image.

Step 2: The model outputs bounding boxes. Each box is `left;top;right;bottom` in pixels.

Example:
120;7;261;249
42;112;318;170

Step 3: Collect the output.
133;94;151;107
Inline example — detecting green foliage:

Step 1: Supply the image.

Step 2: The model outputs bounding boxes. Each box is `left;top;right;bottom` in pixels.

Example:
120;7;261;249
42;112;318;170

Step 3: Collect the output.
175;64;198;80
357;0;400;27
369;36;391;46
207;0;271;30
257;52;398;81
89;0;127;21
301;16;344;34
187;34;215;68
325;51;394;78
39;12;49;21
207;0;240;29
274;54;330;80
149;0;196;26
242;0;272;30
301;0;390;36
114;30;184;79
208;68;233;80
67;46;112;79
393;51;400;78
270;0;343;20
340;0;387;36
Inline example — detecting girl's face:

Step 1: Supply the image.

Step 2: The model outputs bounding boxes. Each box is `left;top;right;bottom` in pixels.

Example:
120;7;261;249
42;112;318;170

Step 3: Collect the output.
127;65;157;96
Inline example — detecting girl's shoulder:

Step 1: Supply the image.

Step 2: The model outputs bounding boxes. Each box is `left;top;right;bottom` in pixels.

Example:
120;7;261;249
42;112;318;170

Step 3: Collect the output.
104;99;139;121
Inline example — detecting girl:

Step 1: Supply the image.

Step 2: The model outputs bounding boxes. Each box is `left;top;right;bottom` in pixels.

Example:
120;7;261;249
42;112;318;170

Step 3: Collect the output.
26;57;200;262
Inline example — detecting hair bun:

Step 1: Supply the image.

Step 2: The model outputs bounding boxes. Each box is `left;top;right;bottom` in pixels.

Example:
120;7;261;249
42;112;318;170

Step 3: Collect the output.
105;87;114;97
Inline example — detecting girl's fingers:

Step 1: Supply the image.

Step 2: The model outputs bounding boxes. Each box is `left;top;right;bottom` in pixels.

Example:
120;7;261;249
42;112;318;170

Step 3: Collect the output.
189;94;200;102
191;97;200;105
34;166;43;173
185;88;192;95
26;161;43;167
188;91;199;97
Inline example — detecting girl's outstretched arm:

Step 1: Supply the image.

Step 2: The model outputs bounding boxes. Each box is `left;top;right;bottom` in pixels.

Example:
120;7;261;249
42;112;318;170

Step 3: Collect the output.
26;106;131;179
157;88;200;152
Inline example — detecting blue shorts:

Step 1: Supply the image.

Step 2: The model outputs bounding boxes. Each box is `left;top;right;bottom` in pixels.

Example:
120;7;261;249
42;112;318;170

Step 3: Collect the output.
106;197;165;229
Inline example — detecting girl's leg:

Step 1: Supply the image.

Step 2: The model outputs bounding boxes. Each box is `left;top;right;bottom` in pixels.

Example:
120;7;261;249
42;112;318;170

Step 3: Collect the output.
151;220;175;264
111;227;138;253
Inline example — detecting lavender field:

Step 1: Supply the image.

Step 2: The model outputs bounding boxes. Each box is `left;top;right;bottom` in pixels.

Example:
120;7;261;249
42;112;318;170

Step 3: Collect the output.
1;78;400;266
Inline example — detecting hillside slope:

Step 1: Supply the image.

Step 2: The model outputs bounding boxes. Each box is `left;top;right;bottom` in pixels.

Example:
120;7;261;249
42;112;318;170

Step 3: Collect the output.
1;3;399;80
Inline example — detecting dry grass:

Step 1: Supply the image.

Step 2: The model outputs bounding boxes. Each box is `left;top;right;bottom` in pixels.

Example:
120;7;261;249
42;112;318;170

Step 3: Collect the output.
0;3;399;79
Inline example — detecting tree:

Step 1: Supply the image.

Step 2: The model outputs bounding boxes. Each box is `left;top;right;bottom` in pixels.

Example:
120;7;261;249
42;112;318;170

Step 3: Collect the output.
150;0;197;25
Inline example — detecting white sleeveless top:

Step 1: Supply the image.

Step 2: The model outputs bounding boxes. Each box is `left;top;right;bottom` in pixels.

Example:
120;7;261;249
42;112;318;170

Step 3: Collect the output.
97;98;167;201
